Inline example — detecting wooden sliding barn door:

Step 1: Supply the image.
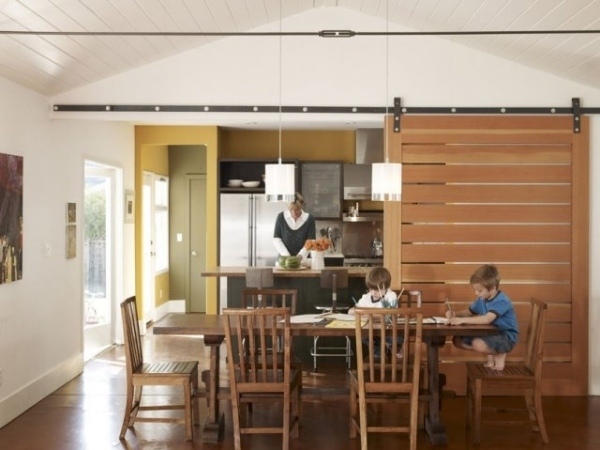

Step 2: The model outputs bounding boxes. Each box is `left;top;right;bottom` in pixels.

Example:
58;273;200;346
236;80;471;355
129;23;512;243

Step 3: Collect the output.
383;114;589;396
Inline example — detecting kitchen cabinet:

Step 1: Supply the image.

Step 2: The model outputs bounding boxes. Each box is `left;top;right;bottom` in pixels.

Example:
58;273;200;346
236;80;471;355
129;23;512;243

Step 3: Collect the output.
300;162;342;219
219;159;297;193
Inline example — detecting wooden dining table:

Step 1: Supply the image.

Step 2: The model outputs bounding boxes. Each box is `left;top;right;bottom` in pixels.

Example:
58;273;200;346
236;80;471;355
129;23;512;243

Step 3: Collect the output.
153;312;498;446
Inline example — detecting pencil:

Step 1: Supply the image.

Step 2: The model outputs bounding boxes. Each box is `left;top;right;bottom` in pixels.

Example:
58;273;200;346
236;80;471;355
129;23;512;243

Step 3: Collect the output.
445;297;453;313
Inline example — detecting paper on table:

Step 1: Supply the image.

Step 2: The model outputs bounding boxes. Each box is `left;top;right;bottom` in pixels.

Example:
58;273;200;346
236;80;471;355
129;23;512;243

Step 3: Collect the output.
289;314;325;324
431;316;449;324
326;319;365;328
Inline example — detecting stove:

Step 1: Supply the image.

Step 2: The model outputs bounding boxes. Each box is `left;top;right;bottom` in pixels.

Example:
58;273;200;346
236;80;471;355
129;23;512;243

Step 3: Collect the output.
344;256;384;267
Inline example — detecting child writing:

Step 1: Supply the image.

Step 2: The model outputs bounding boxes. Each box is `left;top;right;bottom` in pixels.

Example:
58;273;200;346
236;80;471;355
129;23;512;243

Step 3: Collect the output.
349;267;401;358
446;264;519;371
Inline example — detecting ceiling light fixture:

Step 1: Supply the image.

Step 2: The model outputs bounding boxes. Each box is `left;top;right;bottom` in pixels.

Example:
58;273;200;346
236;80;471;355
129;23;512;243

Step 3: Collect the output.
372;0;402;202
265;0;295;203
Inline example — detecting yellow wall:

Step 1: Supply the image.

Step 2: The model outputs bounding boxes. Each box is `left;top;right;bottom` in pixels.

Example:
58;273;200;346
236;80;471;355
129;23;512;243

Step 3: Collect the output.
219;129;356;161
135;126;219;315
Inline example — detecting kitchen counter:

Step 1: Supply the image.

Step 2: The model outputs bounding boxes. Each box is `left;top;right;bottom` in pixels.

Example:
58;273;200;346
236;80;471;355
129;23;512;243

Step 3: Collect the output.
201;266;371;278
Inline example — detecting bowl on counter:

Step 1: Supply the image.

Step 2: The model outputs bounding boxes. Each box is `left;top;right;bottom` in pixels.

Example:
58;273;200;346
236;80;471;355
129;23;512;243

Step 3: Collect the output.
241;181;260;188
227;179;244;187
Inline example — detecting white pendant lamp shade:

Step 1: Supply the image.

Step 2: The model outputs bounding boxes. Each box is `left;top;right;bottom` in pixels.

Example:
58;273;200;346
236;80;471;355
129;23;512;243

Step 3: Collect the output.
371;161;402;201
265;161;295;202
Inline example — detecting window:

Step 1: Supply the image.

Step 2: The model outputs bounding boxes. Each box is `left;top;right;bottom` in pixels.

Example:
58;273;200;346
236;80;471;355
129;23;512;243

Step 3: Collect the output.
154;176;169;273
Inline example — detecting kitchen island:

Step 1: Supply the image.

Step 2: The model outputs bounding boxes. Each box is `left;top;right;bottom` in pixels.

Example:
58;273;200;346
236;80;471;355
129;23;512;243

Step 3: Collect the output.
202;266;372;311
202;266;372;366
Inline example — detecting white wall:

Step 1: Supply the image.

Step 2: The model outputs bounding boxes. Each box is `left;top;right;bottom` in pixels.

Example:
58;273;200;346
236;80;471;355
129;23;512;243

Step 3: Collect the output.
0;76;134;427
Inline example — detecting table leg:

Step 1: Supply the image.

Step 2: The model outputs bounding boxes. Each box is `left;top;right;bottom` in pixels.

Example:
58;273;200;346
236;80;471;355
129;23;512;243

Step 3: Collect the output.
425;336;448;445
201;335;225;443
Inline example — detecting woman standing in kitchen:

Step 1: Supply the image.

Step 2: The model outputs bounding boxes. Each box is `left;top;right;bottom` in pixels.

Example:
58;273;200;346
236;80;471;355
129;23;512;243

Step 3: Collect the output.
273;192;316;263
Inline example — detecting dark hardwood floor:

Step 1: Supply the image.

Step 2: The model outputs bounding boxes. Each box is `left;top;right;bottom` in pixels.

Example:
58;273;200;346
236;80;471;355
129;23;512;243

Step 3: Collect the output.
0;326;597;450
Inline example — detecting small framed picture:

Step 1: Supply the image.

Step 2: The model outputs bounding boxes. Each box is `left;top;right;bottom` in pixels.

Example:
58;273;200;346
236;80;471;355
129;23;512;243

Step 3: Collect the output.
66;224;76;259
125;190;135;223
66;202;76;224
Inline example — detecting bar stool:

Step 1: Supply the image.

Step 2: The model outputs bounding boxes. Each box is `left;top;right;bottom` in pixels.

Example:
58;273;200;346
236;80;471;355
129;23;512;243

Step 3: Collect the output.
310;268;353;372
245;267;274;307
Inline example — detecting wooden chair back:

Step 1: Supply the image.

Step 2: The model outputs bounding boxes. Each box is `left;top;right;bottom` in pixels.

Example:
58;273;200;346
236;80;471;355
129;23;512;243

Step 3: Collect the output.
396;289;422;308
241;288;298;314
223;307;300;450
523;297;548;376
121;296;144;377
351;307;423;450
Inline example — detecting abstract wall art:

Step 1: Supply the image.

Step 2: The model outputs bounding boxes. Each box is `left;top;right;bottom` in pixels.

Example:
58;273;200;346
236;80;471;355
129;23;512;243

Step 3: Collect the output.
0;152;23;284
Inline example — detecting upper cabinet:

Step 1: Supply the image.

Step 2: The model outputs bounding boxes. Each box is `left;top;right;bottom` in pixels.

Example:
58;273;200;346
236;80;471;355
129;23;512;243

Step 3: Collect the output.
300;162;342;219
220;159;297;193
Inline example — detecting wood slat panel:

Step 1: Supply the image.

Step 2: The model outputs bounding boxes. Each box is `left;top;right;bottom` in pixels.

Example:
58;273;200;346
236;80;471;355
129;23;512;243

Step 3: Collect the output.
401;263;571;283
386;114;587;396
392;284;572;303
402;184;571;203
402;224;571;243
401;144;572;164
401;243;571;262
402;204;571;223
403;163;572;183
400;115;574;132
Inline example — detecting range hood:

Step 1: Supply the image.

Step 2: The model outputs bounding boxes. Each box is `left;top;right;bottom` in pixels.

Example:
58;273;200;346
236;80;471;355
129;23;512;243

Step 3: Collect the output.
343;129;383;200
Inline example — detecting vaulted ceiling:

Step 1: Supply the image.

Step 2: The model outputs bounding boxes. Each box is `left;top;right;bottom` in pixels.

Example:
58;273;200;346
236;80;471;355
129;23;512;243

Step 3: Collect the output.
1;0;599;97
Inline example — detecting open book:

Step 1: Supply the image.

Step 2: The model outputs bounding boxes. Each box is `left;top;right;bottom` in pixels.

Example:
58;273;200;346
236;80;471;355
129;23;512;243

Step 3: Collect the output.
423;316;449;324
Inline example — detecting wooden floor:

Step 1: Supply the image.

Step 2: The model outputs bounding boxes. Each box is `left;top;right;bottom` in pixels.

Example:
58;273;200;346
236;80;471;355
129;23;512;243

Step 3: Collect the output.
0;326;598;450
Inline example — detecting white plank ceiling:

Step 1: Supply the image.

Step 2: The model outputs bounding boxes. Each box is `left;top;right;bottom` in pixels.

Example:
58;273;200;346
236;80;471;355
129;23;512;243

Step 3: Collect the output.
0;0;599;96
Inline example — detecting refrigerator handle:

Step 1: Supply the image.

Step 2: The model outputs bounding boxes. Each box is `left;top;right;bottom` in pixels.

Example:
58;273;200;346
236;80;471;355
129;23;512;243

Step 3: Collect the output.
252;195;258;266
248;195;254;266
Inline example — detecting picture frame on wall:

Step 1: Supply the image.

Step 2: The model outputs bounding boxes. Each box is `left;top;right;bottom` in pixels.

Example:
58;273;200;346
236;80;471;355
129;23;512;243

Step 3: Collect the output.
66;224;76;259
66;202;76;224
125;190;134;223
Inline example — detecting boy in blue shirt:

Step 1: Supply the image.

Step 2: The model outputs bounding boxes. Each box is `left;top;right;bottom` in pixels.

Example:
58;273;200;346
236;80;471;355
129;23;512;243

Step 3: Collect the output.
446;264;519;371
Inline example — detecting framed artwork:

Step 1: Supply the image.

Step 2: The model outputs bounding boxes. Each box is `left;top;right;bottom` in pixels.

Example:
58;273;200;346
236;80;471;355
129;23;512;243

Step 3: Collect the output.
66;202;76;223
0;152;23;284
125;190;134;223
66;224;76;259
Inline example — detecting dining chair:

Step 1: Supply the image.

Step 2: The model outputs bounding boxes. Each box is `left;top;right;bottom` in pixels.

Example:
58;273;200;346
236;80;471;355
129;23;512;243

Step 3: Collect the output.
311;268;353;371
119;296;200;440
223;307;301;450
465;297;549;444
349;307;423;450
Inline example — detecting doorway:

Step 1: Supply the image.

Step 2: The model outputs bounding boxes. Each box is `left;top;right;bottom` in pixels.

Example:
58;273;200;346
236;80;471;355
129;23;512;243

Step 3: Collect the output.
83;161;122;361
188;175;206;312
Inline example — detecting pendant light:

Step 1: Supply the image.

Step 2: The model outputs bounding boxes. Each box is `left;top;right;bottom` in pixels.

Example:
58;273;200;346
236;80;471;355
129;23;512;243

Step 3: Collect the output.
265;0;295;203
371;0;402;202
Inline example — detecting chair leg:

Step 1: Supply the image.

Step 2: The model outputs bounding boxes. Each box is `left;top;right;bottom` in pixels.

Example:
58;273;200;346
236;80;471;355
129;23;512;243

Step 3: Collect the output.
183;381;193;440
349;384;357;438
533;388;549;443
119;383;135;439
192;373;200;426
358;393;368;450
283;393;290;450
231;395;242;450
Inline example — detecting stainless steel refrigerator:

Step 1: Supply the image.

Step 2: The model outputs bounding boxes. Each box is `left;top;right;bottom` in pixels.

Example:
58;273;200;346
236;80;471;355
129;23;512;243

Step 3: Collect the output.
219;193;284;307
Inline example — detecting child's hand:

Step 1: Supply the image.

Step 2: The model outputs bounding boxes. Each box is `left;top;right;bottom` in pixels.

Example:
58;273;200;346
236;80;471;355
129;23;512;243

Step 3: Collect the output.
445;310;456;319
447;316;463;326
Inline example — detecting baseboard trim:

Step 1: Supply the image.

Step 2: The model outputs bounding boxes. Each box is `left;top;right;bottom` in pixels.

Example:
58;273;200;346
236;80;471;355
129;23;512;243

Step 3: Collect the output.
0;353;83;428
